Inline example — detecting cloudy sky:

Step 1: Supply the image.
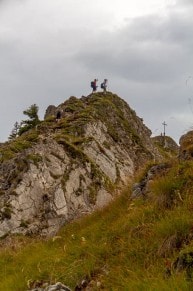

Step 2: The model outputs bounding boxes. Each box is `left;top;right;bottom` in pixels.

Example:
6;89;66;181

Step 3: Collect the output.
0;0;193;143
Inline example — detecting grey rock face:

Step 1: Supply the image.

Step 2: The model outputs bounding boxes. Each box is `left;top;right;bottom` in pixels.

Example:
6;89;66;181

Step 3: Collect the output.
131;163;169;199
179;130;193;160
44;105;57;120
0;93;163;237
29;282;72;291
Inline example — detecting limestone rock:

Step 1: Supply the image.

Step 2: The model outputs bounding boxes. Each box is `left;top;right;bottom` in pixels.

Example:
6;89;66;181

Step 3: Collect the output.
0;92;164;237
151;135;179;154
131;163;170;199
179;130;193;160
28;281;72;291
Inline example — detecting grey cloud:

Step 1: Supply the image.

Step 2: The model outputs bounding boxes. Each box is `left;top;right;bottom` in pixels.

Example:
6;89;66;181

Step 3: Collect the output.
176;0;193;6
79;44;188;83
127;14;193;45
0;0;23;7
74;5;193;143
0;0;193;143
76;10;193;84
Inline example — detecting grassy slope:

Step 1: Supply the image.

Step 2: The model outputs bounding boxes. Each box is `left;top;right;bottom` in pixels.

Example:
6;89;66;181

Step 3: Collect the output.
0;160;193;290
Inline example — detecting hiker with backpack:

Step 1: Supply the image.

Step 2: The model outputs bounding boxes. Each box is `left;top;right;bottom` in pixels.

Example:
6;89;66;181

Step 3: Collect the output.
91;79;98;93
101;79;108;94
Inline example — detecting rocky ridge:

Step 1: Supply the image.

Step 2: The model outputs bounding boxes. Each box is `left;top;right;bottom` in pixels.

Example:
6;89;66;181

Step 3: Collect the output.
179;130;193;160
0;92;165;237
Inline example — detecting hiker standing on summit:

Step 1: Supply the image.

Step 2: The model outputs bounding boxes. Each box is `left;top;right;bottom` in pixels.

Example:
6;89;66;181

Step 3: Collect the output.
101;79;108;94
91;79;98;93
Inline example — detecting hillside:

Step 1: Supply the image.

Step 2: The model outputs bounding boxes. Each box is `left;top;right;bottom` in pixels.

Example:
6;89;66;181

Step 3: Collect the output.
0;92;185;290
0;147;193;290
0;92;165;238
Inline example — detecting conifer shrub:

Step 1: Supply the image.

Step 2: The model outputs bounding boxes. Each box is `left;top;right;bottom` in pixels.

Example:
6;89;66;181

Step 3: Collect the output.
18;104;40;136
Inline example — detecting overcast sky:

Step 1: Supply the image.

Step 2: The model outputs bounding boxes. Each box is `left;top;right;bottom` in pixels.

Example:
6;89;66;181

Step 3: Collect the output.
0;0;193;144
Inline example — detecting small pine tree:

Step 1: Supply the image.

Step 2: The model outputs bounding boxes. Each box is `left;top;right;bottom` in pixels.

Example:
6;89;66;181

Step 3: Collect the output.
23;104;39;122
18;104;40;135
9;121;20;140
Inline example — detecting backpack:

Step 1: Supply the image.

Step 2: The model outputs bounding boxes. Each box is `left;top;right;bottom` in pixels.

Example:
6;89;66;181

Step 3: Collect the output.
91;81;95;88
101;83;104;89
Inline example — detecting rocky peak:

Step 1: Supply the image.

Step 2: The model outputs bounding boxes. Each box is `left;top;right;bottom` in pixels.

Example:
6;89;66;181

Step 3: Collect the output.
179;130;193;160
0;92;164;238
151;135;179;157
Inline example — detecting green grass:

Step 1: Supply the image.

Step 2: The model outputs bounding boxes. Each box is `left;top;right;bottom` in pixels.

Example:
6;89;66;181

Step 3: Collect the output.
1;161;193;290
0;130;39;162
0;93;191;290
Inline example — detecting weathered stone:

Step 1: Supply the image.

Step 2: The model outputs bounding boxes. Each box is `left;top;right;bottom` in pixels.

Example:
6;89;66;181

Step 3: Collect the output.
131;163;169;199
152;135;179;152
179;130;193;160
131;183;143;199
44;105;57;120
0;93;165;237
29;281;72;291
45;282;72;291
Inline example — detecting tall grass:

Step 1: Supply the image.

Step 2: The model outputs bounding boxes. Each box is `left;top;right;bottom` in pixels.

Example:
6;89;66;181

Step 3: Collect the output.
0;162;193;290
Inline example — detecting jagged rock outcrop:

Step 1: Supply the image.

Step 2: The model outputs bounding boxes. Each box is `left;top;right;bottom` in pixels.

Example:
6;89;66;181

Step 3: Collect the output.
151;135;179;154
131;163;170;199
29;281;72;291
179;130;193;160
0;92;163;237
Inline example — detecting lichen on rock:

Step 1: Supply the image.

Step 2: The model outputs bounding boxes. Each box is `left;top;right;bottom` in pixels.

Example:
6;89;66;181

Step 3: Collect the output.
0;92;164;237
